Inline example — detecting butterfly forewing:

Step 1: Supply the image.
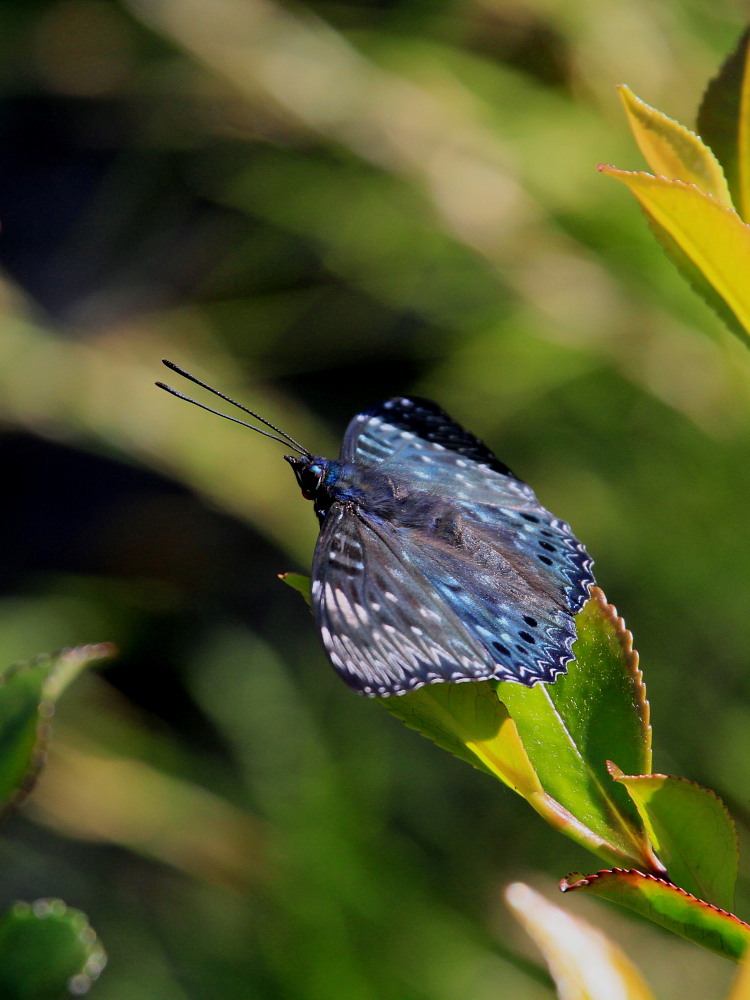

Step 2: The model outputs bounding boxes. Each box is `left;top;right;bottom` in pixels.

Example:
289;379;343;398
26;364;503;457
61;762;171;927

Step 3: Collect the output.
343;398;592;610
341;396;520;480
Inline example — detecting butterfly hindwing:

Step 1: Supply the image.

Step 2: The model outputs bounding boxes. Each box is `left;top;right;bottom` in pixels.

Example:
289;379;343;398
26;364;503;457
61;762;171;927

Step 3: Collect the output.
397;506;580;685
311;499;587;695
312;503;505;696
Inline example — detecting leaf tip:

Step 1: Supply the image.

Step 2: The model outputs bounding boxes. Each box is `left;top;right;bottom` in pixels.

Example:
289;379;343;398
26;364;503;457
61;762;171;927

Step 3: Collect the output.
559;872;586;892
606;760;625;780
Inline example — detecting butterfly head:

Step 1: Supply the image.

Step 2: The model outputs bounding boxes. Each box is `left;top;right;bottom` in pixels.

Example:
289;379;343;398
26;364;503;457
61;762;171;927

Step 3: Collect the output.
285;454;342;523
285;454;326;499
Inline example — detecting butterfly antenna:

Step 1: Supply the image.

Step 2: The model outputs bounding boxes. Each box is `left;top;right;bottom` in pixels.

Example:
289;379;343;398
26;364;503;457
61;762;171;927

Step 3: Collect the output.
157;360;309;456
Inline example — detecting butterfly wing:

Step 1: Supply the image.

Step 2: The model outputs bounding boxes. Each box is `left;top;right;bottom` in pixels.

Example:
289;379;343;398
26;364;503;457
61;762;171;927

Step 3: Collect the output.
314;396;594;693
312;501;588;694
342;396;593;613
311;502;501;696
341;395;522;483
393;505;583;685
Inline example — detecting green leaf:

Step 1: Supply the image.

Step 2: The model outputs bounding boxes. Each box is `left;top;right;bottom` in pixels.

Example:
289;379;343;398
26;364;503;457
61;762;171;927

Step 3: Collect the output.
506;882;657;1000
382;591;657;868
611;770;738;911
697;28;750;221
561;869;750;962
279;571;312;606
382;679;643;866
280;578;657;867
618;85;732;206
600;167;750;344
499;589;657;870
380;680;544;793
0;899;106;999
0;644;115;812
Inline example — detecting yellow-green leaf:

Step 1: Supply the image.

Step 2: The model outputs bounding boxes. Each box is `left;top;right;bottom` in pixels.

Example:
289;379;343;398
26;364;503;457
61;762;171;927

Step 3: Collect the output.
562;869;750;962
506;882;656;1000
380;681;545;796
499;590;656;871
612;770;738;911
618;85;732;206
600;168;750;340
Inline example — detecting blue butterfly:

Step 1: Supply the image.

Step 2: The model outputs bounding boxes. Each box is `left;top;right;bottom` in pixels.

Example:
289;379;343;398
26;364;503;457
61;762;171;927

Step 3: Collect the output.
158;361;594;697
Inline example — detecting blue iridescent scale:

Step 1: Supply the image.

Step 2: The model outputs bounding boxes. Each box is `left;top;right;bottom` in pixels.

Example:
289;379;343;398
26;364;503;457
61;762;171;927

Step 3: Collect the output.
286;396;594;697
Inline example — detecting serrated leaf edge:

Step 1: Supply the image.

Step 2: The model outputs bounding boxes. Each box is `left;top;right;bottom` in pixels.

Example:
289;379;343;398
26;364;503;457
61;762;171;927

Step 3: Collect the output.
588;587;651;766
609;768;740;901
3;897;108;988
598;164;750;209
560;868;750;926
617;84;733;207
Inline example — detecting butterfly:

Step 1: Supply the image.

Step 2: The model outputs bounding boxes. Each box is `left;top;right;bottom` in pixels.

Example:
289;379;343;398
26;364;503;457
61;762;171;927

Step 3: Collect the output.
157;361;594;697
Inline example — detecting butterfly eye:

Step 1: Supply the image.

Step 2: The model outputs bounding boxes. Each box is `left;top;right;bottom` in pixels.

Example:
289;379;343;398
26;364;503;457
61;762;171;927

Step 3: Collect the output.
295;461;327;500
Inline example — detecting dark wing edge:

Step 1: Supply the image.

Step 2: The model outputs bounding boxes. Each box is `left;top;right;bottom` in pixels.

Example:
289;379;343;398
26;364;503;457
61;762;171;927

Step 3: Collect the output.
340;396;519;478
553;516;595;615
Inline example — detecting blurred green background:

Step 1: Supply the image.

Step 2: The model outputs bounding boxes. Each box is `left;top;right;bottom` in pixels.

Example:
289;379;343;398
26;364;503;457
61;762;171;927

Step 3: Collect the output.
1;0;749;996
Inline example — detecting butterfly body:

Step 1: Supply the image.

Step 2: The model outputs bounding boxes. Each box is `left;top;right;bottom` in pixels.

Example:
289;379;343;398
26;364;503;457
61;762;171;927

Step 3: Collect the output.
287;397;594;697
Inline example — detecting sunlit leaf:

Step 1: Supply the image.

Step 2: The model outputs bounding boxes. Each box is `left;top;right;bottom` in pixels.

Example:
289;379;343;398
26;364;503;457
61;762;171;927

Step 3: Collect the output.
697;28;750;221
618;85;732;206
600;168;750;342
499;589;657;871
0;899;106;999
561;869;750;961
0;644;115;812
381;680;544;794
506;882;656;1000
612;769;738;911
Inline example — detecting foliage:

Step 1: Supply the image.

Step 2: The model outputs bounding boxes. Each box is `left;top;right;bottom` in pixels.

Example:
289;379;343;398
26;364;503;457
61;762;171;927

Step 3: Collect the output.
601;34;750;343
285;571;750;960
506;882;750;999
0;648;110;997
2;2;750;999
